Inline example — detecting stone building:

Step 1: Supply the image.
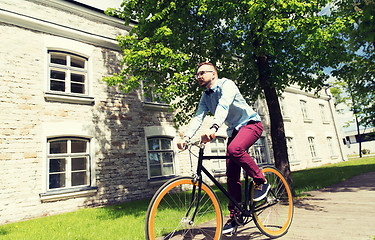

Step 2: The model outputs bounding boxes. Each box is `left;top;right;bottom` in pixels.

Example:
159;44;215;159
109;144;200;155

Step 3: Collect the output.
0;0;346;224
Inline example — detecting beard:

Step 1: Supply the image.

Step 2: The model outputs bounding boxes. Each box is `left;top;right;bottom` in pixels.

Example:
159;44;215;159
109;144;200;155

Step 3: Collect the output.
199;79;212;88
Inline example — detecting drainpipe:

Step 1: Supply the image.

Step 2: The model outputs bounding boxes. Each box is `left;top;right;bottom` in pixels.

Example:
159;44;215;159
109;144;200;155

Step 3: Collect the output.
324;85;347;161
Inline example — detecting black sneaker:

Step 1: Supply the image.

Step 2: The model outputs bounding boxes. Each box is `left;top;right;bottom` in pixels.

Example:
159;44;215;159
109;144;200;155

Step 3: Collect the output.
222;218;238;235
253;181;270;201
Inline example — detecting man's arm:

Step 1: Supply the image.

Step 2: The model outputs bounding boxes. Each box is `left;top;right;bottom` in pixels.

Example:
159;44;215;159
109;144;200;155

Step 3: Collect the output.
184;95;209;139
177;95;209;149
212;80;237;127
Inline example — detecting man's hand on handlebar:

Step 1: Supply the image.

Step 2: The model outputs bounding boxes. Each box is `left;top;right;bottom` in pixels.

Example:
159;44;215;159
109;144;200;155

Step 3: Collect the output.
177;128;216;150
201;128;216;144
177;136;190;150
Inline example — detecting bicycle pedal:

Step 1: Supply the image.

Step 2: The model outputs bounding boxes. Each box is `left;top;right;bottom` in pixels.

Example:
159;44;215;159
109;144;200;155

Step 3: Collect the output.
223;227;238;237
224;231;236;237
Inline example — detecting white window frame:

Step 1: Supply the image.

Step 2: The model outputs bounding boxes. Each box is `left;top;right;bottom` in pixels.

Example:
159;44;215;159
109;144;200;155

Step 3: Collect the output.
48;51;88;94
251;136;269;165
279;96;291;122
286;137;299;163
319;104;330;124
308;137;317;159
326;136;337;157
300;100;311;122
146;137;175;179
43;36;95;105
141;81;170;110
46;137;91;191
210;137;227;173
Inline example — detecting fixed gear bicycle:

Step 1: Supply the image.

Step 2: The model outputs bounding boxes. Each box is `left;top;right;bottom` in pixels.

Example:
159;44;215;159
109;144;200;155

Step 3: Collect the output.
145;140;294;239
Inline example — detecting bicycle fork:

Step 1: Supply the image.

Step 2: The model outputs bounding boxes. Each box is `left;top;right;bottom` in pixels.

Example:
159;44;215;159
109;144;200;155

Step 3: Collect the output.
184;147;206;226
184;174;202;226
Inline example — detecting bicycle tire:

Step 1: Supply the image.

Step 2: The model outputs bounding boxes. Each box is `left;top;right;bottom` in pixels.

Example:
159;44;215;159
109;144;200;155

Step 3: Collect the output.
145;177;223;240
252;167;294;238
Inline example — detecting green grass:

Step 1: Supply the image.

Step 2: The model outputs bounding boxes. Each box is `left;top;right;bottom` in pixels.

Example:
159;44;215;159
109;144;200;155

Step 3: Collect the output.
292;156;375;196
1;156;374;240
0;198;150;240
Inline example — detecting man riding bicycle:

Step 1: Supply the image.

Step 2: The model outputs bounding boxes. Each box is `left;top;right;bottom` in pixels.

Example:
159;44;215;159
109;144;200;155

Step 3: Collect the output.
177;62;270;234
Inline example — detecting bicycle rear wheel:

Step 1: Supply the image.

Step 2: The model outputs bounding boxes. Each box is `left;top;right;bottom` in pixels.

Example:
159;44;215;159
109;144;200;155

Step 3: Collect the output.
145;177;223;240
252;167;294;238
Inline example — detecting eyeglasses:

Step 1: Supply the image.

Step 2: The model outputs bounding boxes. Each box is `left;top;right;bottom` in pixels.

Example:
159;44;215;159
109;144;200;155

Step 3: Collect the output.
195;71;213;79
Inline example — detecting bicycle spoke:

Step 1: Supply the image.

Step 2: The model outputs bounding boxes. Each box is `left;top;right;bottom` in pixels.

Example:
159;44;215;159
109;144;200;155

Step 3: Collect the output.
252;167;294;238
146;177;222;240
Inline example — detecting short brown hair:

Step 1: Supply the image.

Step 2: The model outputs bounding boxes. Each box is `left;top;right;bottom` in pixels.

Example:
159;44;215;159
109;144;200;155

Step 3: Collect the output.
197;62;217;73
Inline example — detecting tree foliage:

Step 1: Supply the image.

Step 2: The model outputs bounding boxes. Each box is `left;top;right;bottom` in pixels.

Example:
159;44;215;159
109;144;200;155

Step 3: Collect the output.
105;0;347;122
331;60;375;128
104;0;352;192
331;0;375;128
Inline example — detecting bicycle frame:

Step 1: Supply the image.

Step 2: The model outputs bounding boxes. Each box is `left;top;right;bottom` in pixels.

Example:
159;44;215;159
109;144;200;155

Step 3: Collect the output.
188;146;253;223
146;142;293;240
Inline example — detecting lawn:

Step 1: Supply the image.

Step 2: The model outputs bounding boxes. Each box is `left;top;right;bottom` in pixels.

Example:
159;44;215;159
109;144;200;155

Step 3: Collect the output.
1;156;374;239
292;155;375;195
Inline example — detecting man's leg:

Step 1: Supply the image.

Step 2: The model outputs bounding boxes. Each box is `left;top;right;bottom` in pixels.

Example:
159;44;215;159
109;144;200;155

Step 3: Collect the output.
224;137;242;235
224;122;266;234
226;121;265;216
227;121;265;185
226;148;242;217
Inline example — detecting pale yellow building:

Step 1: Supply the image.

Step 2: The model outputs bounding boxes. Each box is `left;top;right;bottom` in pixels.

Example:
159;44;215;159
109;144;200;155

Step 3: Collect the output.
0;0;345;224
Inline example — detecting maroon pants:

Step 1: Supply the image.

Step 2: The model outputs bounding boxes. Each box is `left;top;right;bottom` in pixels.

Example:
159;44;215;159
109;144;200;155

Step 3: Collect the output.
226;121;265;215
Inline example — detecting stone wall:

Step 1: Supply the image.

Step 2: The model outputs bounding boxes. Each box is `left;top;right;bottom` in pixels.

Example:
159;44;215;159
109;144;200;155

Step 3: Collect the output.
0;0;212;224
0;0;158;224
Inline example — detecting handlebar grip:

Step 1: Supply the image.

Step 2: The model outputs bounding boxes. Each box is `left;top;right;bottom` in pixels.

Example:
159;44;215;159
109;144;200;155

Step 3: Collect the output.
209;133;216;140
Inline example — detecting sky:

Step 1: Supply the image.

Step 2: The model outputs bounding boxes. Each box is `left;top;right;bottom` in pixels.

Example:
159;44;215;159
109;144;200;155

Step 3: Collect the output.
73;0;123;10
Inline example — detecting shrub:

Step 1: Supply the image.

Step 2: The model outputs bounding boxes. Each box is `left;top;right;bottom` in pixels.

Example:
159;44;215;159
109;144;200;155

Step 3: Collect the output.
361;149;371;155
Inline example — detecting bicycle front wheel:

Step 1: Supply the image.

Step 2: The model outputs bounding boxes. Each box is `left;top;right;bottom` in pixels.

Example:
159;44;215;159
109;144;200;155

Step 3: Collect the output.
252;167;294;238
145;177;223;240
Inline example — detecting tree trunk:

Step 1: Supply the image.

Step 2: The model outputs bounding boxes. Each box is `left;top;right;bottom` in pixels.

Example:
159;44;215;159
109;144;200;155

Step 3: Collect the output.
256;54;295;196
355;114;362;158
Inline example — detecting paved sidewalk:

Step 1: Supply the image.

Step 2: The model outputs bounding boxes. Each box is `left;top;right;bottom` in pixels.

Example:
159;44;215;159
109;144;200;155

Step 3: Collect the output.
222;171;375;240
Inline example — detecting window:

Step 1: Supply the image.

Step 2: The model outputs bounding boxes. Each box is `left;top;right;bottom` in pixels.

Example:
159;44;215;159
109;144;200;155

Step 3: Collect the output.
47;138;90;190
251;137;268;165
279;97;291;122
327;137;336;156
250;102;258;113
279;97;285;116
319;104;329;123
308;137;317;158
147;137;175;178
286;137;298;163
141;80;167;104
279;97;286;116
48;51;88;95
210;137;227;172
300;100;310;121
141;81;169;110
345;136;351;144
143;87;164;104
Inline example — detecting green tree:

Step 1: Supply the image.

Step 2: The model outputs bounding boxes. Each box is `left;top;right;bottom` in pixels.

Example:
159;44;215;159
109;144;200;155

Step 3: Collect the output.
331;0;375;157
332;0;375;126
335;0;375;49
330;67;367;158
105;0;349;194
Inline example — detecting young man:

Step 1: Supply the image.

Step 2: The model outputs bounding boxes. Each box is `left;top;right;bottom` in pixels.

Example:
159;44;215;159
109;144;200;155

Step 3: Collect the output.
177;62;270;234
